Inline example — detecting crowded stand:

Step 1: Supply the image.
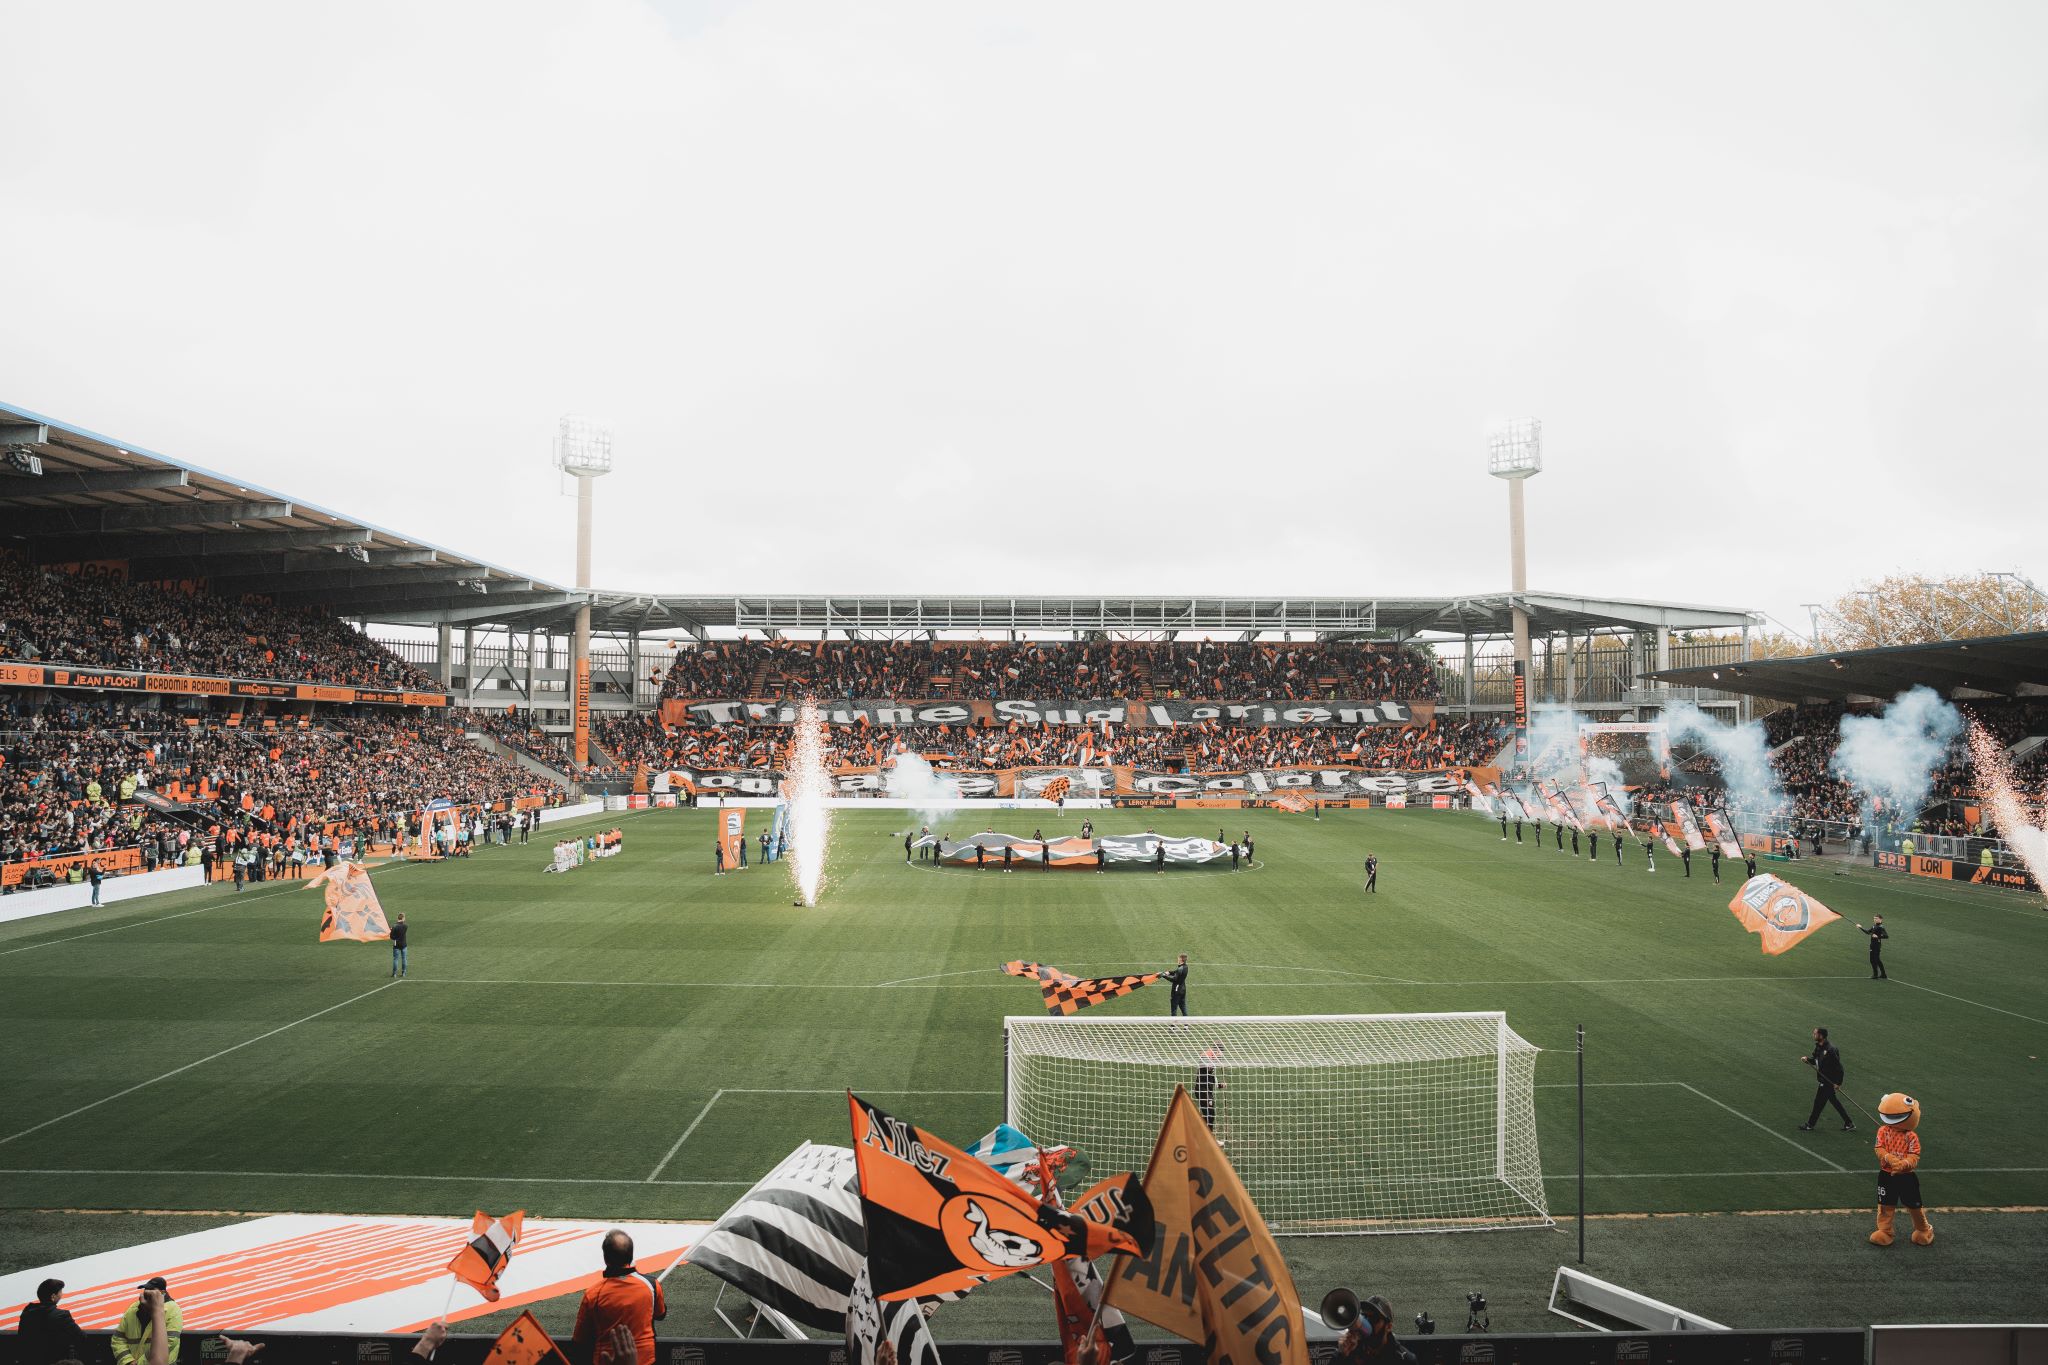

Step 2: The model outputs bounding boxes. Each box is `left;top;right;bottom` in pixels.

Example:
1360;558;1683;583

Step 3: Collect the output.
1;696;566;888
0;558;439;689
656;638;1444;702
592;709;1505;775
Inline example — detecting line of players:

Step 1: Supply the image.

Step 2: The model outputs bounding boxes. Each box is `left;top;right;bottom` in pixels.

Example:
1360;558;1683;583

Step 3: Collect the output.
1494;804;1758;884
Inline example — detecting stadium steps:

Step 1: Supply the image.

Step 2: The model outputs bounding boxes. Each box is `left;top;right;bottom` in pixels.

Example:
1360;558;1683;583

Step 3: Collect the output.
745;655;775;696
466;730;575;790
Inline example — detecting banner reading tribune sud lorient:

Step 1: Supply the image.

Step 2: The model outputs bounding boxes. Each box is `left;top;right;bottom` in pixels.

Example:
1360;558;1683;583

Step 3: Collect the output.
663;698;1433;728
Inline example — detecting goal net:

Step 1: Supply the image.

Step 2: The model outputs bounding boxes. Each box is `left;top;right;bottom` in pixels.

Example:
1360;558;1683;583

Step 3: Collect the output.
1004;1012;1549;1235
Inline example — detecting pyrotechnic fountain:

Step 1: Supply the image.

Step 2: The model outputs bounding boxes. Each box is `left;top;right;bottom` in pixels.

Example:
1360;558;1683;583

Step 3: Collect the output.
1966;721;2048;900
786;698;833;906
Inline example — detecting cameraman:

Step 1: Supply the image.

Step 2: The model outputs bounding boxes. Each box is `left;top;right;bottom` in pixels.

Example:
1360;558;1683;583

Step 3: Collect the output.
1335;1296;1416;1364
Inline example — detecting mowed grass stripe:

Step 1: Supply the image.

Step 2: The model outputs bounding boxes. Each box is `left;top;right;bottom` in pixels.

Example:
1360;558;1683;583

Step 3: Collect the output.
0;807;2042;1221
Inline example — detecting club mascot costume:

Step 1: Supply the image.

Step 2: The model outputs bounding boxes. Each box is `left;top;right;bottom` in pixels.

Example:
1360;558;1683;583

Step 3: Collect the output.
1870;1092;1934;1247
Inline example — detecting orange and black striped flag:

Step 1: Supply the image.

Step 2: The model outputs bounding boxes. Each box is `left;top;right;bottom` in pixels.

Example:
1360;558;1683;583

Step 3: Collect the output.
850;1093;1152;1301
1002;961;1162;1016
449;1209;524;1302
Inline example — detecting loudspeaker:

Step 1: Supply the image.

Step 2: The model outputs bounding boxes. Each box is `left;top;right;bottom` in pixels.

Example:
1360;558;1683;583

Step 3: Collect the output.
1319;1288;1360;1330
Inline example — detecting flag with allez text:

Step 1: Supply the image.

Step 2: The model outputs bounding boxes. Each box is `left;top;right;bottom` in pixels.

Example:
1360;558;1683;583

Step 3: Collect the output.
1728;874;1842;955
1103;1087;1306;1365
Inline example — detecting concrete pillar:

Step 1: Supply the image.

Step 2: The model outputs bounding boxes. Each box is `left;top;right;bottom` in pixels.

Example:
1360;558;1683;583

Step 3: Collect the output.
436;622;452;688
463;626;475;700
1462;634;1475;714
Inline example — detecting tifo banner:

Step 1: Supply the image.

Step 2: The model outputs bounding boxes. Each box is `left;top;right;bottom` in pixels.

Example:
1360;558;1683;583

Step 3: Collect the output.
0;660;445;707
663;697;1431;729
674;763;1473;801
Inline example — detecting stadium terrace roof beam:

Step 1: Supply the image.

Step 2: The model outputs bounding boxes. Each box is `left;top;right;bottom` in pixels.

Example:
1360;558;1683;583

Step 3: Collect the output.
0;468;191;500
1650;630;2048;704
208;564;482;598
0;499;293;537
21;528;376;563
277;578;538;611
123;547;441;581
365;592;585;626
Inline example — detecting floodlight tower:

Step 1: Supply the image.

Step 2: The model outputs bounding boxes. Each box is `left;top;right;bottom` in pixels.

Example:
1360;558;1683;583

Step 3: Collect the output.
555;415;613;770
1488;419;1541;766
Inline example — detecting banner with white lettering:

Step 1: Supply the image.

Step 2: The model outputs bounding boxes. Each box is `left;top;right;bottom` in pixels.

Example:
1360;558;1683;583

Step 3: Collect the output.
661;698;1431;729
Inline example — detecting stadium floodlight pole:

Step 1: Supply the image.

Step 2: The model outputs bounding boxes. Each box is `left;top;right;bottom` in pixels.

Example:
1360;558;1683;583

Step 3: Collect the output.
555;415;613;771
1488;419;1541;770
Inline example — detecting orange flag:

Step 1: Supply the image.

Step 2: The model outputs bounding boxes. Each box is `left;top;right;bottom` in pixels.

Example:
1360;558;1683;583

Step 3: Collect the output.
480;1310;569;1365
449;1209;524;1301
1103;1087;1306;1365
1728;874;1842;955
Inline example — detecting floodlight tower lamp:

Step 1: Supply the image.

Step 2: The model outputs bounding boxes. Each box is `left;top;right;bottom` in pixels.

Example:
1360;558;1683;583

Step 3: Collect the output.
553;414;613;774
1487;418;1541;766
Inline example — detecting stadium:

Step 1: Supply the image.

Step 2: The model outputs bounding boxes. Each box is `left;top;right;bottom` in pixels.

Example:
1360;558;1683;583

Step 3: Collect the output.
2;395;2044;1365
5;8;2048;1363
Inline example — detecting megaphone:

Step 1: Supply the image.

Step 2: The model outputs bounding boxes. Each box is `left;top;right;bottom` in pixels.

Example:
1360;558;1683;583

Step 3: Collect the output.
1319;1288;1360;1331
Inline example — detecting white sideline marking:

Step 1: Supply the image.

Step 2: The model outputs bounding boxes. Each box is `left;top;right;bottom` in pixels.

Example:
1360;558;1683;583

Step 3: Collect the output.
0;981;401;1148
646;1090;724;1182
1890;978;2048;1029
1675;1081;1846;1173
0;866;416;960
640;1087;1001;1183
403;972;1867;991
0;1166;753;1188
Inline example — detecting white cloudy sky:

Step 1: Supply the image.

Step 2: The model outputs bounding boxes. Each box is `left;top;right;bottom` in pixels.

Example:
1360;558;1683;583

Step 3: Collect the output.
2;1;2043;634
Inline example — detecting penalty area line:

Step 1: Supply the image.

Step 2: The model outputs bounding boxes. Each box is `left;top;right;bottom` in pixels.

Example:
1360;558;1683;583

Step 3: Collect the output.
1889;977;2048;1029
646;1091;725;1183
1675;1081;1847;1173
0;980;403;1149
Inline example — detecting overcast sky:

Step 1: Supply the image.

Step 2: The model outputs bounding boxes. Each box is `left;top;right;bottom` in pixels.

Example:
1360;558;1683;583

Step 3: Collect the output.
3;1;2043;636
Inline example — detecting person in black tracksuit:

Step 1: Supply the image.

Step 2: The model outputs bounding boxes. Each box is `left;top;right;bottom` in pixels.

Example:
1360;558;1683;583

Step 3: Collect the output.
1710;846;1722;883
1363;853;1378;894
1680;846;1691;878
1588;829;1600;861
1165;954;1189;1018
1800;1027;1854;1131
1570;826;1579;856
1194;1048;1222;1128
1003;843;1014;874
1498;810;1509;841
1855;916;1889;979
1154;842;1166;875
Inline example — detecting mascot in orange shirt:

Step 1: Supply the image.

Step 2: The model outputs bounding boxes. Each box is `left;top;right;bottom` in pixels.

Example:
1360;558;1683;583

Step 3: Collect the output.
1870;1092;1934;1247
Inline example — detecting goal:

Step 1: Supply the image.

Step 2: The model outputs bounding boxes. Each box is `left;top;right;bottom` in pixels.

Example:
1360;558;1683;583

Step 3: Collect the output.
1003;1012;1550;1235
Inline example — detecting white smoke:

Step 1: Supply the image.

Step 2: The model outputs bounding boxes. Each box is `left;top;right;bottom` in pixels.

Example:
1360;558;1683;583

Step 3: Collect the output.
1832;686;1963;820
1661;702;1784;817
885;747;961;824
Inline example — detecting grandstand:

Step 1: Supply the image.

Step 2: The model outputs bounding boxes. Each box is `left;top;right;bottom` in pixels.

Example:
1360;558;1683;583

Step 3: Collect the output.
4;401;2047;1358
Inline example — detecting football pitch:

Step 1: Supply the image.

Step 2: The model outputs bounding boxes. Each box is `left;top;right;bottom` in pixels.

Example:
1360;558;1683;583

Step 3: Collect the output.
4;806;2046;1332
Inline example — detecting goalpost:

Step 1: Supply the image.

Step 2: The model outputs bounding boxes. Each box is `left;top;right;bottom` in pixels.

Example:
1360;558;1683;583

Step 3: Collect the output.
1003;1012;1550;1235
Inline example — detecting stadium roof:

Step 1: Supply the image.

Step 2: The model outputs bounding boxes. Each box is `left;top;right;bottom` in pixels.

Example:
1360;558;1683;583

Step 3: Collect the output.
524;589;1761;639
0;399;575;625
1650;631;2048;704
3;401;1762;639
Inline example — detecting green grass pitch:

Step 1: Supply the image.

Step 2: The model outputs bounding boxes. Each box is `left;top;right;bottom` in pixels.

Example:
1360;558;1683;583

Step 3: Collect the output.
3;806;2046;1332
